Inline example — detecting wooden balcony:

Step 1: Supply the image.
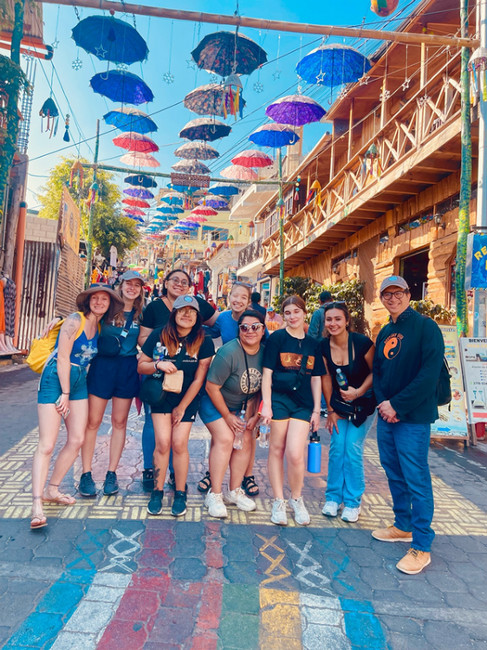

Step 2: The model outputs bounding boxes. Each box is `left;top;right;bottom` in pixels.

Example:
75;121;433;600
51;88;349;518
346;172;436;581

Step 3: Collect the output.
238;237;263;268
262;50;470;275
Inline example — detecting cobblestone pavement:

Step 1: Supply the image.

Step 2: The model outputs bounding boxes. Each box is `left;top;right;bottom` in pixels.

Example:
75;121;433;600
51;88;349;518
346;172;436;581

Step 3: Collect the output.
1;366;487;649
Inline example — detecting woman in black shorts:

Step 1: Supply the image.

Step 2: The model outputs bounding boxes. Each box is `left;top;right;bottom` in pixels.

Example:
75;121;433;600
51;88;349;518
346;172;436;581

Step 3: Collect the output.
261;295;325;527
138;295;214;517
79;270;144;498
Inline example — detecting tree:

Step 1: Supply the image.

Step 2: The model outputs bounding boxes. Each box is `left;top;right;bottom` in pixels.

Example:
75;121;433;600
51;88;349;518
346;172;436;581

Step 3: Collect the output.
37;156;139;258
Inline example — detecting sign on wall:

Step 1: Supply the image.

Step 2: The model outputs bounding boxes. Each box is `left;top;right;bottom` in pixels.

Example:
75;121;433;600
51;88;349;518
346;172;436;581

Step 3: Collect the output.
58;186;81;254
460;338;487;424
466;232;487;289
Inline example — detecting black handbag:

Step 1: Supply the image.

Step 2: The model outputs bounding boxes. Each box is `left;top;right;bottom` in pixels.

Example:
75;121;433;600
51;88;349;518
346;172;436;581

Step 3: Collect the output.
97;309;135;357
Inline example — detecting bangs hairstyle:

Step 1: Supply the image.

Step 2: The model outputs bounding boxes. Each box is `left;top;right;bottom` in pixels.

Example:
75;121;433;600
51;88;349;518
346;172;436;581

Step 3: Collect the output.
79;292;120;323
237;309;265;327
159;306;205;357
113;280;144;327
162;269;192;296
324;301;352;333
281;294;306;314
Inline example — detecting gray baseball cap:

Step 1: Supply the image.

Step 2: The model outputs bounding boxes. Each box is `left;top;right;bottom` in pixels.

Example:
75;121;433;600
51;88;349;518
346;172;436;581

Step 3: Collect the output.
380;275;409;293
120;270;144;283
173;295;200;312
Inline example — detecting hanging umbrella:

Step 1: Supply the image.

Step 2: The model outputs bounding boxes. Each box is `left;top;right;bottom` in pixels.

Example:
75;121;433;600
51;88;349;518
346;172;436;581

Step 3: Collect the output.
186;214;208;223
296;44;372;87
123;207;145;216
191;31;267;77
208;183;240;196
191;205;218;217
120;152;159;167
90;70;154;105
123;187;154;199
220;165;258;181
72;15;148;65
266;94;326;127
122;197;151;208
198;197;228;210
172;159;211;175
178;221;199;228
157;206;184;214
160;192;185;205
183;83;246;118
249;123;300;148
105;108;157;134
125;214;145;223
231;149;273;168
113;132;159;153
124;174;157;188
174;141;219;161
371;0;399;17
179;117;231;142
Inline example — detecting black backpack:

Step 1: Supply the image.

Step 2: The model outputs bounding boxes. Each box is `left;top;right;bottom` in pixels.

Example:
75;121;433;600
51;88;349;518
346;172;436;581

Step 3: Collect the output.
437;357;452;406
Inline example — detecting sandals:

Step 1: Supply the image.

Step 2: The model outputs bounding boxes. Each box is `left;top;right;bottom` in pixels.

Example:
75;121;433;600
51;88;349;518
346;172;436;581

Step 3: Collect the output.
42;493;76;506
31;496;47;530
241;475;259;497
197;471;211;494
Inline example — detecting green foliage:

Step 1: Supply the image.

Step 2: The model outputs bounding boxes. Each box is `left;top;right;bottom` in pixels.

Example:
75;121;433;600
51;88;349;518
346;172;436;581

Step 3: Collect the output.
37;156;139;258
271;276;314;311
410;299;455;324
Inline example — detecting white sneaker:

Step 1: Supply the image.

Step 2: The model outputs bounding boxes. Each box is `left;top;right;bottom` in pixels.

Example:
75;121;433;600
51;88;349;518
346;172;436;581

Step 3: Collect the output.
322;501;339;517
225;487;256;512
341;506;361;523
289;497;310;526
205;490;228;518
270;498;288;526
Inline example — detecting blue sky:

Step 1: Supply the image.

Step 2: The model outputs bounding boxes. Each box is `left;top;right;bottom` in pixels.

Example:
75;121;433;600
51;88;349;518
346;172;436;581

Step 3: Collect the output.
25;0;422;212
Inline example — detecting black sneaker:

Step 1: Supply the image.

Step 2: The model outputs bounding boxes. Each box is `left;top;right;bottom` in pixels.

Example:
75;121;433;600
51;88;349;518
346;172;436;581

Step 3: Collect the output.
147;489;164;515
167;472;176;491
103;471;119;496
171;490;187;517
79;472;96;497
142;469;154;492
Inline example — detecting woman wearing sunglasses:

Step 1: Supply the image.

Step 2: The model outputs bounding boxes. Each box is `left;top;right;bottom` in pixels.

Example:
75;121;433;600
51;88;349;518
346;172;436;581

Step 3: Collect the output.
201;310;265;518
261;295;325;526
321;301;376;523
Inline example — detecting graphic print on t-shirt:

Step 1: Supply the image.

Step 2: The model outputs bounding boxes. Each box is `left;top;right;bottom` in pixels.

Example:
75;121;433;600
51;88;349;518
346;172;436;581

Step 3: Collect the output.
240;367;262;394
383;333;403;360
279;353;315;370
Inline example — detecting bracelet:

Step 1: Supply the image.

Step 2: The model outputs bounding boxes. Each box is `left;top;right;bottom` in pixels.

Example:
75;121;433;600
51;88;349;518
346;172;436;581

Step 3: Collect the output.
62;391;69;395
312;410;320;414
154;361;159;372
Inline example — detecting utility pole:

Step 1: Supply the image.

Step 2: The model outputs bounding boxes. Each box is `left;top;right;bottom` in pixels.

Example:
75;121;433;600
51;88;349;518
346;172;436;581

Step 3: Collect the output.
85;119;99;288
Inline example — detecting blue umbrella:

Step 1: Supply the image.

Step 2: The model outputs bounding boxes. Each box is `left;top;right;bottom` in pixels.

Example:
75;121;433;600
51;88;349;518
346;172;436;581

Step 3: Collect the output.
296;44;371;87
179;118;231;142
124;174;157;188
157;206;184;214
72;16;148;65
249;123;300;148
167;184;201;193
125;214;145;223
90;71;154;105
160;195;184;206
105;108;157;134
208;183;239;196
123;187;154;199
198;197;228;210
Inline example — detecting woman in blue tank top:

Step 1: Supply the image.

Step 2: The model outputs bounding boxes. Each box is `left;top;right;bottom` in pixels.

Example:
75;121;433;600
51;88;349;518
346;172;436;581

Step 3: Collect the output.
31;284;123;530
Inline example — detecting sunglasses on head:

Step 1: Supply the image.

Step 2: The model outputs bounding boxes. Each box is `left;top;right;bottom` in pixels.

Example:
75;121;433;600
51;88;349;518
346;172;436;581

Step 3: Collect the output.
238;323;264;332
324;301;346;311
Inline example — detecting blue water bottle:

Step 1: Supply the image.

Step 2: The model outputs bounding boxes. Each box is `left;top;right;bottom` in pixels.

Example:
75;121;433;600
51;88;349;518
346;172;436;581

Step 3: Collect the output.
307;432;321;473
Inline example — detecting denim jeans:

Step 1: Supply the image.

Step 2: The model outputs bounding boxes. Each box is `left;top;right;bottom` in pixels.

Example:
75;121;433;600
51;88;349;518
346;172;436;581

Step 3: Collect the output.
141;402;174;474
377;418;434;552
326;414;373;508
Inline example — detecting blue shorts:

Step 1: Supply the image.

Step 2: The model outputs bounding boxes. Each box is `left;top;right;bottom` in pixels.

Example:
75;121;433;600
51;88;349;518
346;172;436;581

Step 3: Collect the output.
38;358;88;404
87;354;140;400
271;392;312;422
199;393;241;424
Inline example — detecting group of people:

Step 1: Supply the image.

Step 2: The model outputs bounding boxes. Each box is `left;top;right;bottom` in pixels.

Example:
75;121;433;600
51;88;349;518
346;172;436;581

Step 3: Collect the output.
31;271;445;576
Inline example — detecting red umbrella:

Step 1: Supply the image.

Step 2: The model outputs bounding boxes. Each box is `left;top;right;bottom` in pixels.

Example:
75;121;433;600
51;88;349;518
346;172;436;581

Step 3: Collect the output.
113;132;159;153
123;206;145;216
231;149;273;168
122;197;151;208
191;206;218;217
221;165;258;181
185;214;208;223
120;152;160;167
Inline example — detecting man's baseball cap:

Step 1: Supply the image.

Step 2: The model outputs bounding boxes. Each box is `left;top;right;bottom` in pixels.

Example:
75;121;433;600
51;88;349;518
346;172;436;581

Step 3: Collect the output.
173;295;200;312
380;275;409;294
267;306;275;312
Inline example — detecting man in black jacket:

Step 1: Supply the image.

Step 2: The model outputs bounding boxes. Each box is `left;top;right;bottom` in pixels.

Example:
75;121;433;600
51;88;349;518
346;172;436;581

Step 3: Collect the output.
372;275;444;575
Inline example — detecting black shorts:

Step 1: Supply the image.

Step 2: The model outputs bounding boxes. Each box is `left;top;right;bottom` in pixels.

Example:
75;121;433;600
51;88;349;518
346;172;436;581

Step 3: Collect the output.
271;392;313;422
87;355;140;400
151;393;199;422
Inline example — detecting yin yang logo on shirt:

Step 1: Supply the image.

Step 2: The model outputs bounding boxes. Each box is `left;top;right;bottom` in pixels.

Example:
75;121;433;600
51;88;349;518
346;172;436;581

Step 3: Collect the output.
383;333;403;360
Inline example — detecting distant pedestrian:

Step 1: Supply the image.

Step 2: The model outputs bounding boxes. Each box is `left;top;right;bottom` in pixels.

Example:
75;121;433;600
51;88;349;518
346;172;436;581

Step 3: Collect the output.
250;291;267;318
372;275;444;575
265;306;283;332
308;291;333;341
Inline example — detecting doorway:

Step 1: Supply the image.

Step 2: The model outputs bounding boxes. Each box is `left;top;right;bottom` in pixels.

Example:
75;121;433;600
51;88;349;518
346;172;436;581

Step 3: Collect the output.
400;249;429;301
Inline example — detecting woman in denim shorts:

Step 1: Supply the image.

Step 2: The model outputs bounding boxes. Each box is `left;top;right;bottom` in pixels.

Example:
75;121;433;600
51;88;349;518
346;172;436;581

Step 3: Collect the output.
31;285;123;530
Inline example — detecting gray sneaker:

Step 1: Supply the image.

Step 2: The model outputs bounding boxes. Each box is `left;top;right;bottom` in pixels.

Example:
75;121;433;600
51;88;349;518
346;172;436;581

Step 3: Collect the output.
341;506;361;523
270;498;288;526
79;472;96;497
322;501;339;517
225;487;256;512
205;490;228;518
289;497;310;526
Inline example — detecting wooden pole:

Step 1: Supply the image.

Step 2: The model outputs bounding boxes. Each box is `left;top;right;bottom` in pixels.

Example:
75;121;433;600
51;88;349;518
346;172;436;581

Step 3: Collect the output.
37;0;478;49
85;119;99;288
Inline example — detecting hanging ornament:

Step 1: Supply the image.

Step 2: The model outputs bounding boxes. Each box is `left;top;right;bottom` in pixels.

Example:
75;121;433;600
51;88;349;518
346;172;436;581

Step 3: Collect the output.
72;57;83;71
469;47;487;104
223;74;243;120
208;73;218;83
39;97;59;138
163;20;175;85
309;179;322;207
63;114;70;142
370;0;399;18
363;143;382;179
163;72;175;84
69;160;84;189
86;181;100;208
253;81;264;93
273;34;281;82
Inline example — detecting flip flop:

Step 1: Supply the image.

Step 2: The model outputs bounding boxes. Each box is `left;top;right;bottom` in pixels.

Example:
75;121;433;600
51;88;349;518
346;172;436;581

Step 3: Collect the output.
42;493;76;506
30;515;48;530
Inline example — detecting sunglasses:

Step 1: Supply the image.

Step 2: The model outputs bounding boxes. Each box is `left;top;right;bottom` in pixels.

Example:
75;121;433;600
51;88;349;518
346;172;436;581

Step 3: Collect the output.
238;323;264;332
324;301;346;311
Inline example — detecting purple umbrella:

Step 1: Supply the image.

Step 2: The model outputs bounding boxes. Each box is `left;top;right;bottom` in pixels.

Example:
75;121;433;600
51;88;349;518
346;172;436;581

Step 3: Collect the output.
90;70;154;105
265;95;326;127
123;187;154;199
198;197;229;210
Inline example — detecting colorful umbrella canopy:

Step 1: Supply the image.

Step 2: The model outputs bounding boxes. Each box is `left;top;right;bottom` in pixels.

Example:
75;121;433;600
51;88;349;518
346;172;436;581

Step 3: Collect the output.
183;83;246;118
178;221;199;229
371;0;399;17
72;15;148;65
124;174;157;188
191;205;218;217
122;197;150;208
123;187;154;199
172;159;211;175
249;123;300;148
160;194;184;205
208;183;239;196
198;197;228;210
231;149;273;168
125;214;145;223
113;132;159;153
296;44;372;87
191;31;267;77
123;207;145;216
185;214;208;223
90;71;154;105
266;94;326;127
157;206;184;214
174;141;219;161
220;165;258;181
120;152;159;167
179;118;231;142
105;108;157;134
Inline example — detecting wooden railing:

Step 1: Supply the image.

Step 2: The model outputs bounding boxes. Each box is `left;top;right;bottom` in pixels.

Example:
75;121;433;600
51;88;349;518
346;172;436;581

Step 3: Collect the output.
238;237;263;268
262;51;463;267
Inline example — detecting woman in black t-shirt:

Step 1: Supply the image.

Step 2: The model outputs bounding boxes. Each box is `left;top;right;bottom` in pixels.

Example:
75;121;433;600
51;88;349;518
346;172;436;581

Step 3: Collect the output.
261;295;325;527
138;295;214;518
321;302;375;524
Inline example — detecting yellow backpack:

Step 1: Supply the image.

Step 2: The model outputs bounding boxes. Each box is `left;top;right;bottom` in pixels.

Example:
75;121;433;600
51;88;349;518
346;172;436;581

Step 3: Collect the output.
26;312;86;374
